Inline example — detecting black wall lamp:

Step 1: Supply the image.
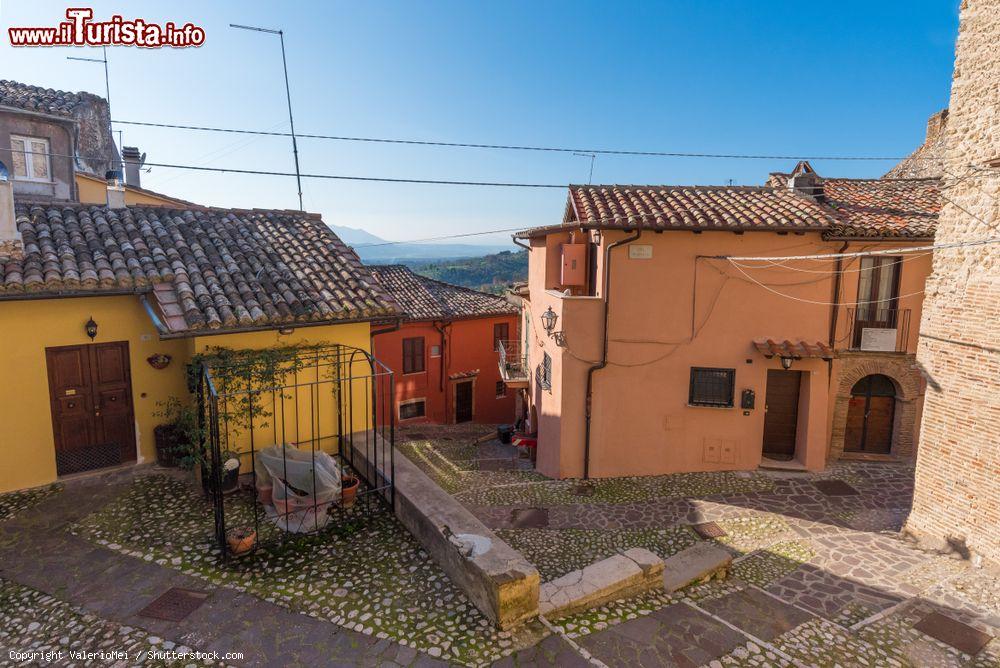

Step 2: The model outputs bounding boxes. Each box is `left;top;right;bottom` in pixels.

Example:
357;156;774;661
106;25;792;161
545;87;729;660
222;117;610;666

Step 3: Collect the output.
85;316;98;340
540;306;558;336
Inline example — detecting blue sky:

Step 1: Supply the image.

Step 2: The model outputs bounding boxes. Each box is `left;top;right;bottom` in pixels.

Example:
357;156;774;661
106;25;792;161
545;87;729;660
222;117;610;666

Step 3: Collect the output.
1;1;959;245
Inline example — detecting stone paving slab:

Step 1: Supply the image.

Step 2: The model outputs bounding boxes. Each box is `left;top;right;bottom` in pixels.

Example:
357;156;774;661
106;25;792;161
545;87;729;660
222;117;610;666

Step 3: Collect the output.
662;542;732;593
699;587;815;642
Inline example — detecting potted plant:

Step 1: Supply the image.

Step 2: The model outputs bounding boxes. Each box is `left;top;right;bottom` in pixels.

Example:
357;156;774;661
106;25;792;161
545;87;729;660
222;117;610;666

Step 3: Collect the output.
153;397;201;468
341;472;360;509
226;526;257;556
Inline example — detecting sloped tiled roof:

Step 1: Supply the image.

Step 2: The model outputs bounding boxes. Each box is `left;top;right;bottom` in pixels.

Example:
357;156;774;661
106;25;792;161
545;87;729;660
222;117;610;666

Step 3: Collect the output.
0;79;103;118
1;201;397;334
822;178;940;238
567;185;836;231
369;264;517;322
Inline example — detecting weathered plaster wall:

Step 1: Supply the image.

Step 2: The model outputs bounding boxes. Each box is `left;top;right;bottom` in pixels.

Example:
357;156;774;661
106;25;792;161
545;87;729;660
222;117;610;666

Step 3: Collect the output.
908;0;1000;563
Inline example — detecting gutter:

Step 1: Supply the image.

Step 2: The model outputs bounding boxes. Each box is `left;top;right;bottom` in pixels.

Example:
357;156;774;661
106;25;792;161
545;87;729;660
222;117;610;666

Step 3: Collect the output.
370;317;402;351
583;229;642;479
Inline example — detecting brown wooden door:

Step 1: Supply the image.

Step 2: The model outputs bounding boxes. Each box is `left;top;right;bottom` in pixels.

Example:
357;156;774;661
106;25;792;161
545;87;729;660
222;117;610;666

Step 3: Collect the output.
455;380;473;423
762;370;802;459
46;342;136;475
844;374;895;454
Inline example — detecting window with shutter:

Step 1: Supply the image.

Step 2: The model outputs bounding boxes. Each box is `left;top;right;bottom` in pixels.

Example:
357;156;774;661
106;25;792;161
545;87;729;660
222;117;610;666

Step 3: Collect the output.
402;337;425;374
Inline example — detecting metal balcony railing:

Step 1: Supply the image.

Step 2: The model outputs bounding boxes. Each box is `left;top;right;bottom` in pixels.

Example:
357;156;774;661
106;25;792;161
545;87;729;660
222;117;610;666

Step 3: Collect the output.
497;340;529;386
844;307;911;352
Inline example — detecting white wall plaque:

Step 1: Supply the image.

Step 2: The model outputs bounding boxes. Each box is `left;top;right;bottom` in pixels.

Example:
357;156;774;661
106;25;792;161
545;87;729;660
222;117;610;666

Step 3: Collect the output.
860;328;898;352
628;244;653;259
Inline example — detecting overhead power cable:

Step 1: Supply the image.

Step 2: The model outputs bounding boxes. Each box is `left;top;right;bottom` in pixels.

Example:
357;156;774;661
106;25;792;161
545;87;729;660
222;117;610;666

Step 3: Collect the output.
112;119;911;162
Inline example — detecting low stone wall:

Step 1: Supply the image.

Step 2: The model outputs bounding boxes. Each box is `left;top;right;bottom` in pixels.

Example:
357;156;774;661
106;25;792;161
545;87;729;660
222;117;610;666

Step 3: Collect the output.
349;437;540;629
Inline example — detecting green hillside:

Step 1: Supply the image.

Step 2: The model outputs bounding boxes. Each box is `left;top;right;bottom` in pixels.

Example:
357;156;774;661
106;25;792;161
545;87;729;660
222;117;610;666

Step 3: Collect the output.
407;250;527;295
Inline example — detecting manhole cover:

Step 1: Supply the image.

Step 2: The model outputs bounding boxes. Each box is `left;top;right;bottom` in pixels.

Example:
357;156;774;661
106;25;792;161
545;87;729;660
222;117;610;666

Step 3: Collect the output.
138;588;209;622
509;507;549;528
691;522;727;539
813;480;860;496
572;484;595;497
913;612;992;655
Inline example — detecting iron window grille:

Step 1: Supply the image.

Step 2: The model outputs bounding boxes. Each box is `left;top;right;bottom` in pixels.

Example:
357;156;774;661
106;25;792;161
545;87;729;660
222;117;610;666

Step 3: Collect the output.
537;352;552;391
688;367;736;407
402;337;425;374
399;399;426;420
495;381;506;398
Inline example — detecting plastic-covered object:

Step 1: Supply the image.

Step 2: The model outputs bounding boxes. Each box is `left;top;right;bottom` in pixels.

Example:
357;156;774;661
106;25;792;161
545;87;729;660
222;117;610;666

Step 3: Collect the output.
257;444;341;533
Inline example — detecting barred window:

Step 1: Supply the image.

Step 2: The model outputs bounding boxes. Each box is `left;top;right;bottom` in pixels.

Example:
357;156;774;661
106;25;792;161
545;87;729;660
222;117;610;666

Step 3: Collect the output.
496;381;506;398
688;367;735;407
399;400;425;420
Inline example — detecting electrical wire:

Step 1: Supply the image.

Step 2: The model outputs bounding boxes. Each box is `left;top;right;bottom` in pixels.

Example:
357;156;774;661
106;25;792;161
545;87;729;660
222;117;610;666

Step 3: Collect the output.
111;119;913;162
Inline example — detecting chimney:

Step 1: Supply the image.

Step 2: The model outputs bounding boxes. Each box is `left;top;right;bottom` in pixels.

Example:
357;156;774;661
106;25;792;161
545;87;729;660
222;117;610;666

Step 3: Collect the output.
786;160;823;201
106;169;126;209
122;146;145;188
924;109;949;146
0;161;23;260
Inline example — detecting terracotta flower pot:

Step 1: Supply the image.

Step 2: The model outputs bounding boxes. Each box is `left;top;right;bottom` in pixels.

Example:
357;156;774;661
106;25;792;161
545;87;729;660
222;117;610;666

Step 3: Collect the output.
226;527;257;556
341;476;360;509
257;483;273;506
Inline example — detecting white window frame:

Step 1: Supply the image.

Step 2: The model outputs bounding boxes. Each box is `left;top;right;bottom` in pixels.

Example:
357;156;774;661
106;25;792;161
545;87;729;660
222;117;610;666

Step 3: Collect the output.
10;135;52;183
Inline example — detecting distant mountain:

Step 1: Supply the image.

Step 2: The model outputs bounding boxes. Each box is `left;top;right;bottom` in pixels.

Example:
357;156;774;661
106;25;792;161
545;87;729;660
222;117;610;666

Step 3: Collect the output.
404;250;528;295
327;223;513;262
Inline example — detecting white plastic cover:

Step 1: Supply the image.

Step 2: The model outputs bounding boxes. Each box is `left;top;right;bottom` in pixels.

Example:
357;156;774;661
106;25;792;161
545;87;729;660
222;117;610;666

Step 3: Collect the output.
257;444;342;533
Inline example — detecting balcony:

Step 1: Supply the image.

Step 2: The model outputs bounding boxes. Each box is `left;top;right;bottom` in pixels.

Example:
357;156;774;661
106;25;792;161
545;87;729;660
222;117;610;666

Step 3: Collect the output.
497;340;529;388
844;308;911;353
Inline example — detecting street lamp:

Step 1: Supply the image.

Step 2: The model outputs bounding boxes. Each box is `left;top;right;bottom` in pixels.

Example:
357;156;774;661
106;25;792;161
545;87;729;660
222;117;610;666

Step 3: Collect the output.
541;306;558;335
230;23;303;210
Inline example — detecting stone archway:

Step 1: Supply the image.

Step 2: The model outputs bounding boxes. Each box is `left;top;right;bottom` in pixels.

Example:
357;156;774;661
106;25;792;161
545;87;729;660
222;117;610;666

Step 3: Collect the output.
829;353;925;461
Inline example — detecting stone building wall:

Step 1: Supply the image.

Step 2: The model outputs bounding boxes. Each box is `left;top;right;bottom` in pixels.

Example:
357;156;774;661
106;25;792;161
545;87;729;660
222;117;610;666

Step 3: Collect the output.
906;0;1000;563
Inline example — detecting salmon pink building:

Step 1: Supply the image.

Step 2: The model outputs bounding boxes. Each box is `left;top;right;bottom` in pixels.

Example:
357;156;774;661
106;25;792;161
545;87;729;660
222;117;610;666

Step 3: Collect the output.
506;160;940;479
371;265;519;425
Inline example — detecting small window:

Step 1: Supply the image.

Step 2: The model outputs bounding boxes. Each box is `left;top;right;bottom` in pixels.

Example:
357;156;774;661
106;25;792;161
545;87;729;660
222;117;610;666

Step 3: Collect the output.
402;337;425;374
493;322;509;351
430;344;441;357
688;367;735;407
399;400;426;420
496;381;506;398
10;135;51;182
537;352;552;390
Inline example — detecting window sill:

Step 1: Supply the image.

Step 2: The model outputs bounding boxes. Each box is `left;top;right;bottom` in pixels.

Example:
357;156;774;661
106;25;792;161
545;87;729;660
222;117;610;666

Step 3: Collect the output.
686;403;734;410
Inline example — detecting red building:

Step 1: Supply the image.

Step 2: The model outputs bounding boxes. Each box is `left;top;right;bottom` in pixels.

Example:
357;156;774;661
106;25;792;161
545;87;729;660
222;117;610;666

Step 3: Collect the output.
370;265;519;425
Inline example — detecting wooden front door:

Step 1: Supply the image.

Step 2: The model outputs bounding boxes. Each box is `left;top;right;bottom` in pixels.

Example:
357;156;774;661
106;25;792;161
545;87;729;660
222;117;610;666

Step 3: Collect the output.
844;374;895;454
46;342;136;475
762;370;802;459
455;380;473;423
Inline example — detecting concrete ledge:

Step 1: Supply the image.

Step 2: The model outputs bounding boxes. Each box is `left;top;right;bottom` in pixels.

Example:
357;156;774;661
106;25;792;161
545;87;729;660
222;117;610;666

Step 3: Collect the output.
383;447;540;629
539;548;664;619
662;542;732;592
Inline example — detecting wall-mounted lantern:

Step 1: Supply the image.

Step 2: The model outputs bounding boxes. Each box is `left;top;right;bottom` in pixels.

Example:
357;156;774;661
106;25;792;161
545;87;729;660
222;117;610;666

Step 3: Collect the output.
85;316;98;340
780;355;795;370
540;306;558;335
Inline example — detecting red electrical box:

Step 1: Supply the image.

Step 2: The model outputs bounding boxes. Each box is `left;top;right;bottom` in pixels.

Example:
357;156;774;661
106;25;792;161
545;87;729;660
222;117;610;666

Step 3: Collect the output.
561;244;586;286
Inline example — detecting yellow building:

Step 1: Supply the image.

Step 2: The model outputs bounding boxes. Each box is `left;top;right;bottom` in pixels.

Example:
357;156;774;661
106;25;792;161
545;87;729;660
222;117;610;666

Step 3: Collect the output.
0;175;397;493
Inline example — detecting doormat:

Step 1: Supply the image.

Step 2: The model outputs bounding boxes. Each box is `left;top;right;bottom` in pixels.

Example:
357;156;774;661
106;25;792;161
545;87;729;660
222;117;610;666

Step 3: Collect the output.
691;522;728;539
813;480;860;496
913;612;991;655
138;588;209;622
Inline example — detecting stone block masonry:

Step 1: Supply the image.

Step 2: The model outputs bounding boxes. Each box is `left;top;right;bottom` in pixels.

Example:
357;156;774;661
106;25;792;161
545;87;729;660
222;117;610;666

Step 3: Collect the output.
907;0;1000;564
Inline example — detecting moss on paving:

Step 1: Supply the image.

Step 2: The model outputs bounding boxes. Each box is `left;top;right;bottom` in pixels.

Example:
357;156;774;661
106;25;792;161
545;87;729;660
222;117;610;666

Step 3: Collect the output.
0;484;61;522
71;474;541;666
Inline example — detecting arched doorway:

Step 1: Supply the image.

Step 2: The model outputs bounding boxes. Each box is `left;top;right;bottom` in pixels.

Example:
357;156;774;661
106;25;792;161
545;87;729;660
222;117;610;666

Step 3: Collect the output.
844;374;896;453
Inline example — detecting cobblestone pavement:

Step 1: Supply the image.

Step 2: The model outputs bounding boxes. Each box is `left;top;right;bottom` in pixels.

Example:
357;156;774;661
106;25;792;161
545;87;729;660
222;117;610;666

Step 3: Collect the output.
3;430;1000;667
403;427;1000;667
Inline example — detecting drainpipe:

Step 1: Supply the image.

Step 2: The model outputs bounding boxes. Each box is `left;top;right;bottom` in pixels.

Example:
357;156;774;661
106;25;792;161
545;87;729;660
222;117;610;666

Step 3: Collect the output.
583;229;642;479
433;320;451;419
827;241;849;388
369;318;401;351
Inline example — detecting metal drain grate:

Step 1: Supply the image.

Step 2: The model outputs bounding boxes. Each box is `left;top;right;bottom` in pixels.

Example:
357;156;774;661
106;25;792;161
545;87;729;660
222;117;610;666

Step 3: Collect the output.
509;507;549;528
56;442;122;476
692;522;727;539
572;484;596;497
813;479;860;496
138;588;209;622
913;612;992;655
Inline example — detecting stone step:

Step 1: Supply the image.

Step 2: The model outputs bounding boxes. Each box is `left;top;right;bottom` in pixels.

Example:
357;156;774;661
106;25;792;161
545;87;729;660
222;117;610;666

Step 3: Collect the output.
538;548;664;619
662;542;733;593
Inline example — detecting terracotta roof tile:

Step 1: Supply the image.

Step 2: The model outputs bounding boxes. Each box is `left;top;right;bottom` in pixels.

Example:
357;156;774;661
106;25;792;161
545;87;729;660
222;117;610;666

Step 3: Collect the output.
1;201;397;334
0;79;102;118
369;264;517;322
822;178;940;238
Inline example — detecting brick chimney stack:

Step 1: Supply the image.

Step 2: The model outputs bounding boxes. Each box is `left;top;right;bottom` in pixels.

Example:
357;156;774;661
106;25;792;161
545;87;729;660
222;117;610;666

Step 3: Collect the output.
0;160;23;260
